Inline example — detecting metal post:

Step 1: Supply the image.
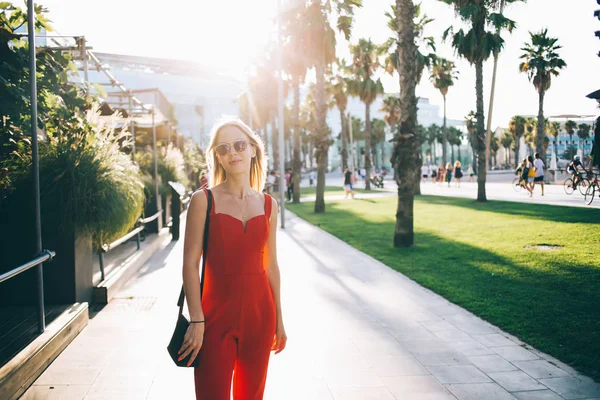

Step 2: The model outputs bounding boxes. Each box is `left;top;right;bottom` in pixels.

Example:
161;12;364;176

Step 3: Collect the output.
27;0;46;334
348;113;356;173
81;37;89;99
152;108;160;216
277;0;285;228
129;93;136;162
485;0;505;172
98;252;105;282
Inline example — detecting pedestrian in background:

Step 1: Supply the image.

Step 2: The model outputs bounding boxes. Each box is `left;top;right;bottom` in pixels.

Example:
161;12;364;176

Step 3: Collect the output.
445;162;453;187
454;161;463;188
532;152;545;196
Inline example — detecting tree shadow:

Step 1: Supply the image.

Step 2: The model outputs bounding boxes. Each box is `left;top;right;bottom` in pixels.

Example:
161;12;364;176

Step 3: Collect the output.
419;195;600;224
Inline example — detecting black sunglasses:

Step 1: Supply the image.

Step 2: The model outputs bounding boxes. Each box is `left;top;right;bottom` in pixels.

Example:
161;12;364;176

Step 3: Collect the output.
215;139;249;156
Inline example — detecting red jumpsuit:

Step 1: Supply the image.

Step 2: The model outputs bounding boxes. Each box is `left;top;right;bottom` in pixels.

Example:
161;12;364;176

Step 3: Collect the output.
194;191;276;400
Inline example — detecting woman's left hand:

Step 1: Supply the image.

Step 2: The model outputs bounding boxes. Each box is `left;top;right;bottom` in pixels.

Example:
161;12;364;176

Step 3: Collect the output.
272;322;287;354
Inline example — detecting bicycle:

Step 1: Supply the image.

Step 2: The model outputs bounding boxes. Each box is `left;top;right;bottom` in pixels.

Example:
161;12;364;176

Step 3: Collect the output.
564;172;590;195
512;177;526;192
584;173;600;205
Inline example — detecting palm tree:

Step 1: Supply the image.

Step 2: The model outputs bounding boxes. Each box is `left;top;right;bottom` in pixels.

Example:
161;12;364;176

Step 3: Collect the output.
347;38;384;190
304;0;362;213
519;29;566;164
564;120;577;147
548;120;561;162
329;59;351;172
350;116;365;168
442;0;520;201
381;94;401;136
426;124;440;164
430;57;458;165
500;131;514;166
465;111;477;173
508;115;526;166
382;2;436;86
371;118;387;169
577;123;591;162
524;117;537;156
391;0;421;247
490;131;500;168
447;126;463;163
283;2;309;203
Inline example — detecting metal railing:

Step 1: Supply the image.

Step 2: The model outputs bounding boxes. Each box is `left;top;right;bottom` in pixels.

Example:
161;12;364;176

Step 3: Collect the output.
97;210;162;282
0;249;56;333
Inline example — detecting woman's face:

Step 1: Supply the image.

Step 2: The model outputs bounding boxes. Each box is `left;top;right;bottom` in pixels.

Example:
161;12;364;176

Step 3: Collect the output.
214;125;256;176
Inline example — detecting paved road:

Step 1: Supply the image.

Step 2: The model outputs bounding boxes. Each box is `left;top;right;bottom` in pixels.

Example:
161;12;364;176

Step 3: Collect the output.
300;173;600;209
22;209;600;399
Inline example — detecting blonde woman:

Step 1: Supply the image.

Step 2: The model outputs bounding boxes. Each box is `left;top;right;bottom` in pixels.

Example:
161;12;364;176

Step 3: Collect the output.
454;160;463;187
445;162;453;187
179;116;287;399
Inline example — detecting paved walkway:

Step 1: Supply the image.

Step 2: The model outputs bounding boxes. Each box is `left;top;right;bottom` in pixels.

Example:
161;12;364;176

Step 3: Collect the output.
22;210;600;399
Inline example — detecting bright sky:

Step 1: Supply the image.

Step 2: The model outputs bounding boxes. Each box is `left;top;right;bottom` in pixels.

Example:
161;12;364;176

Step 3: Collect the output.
38;0;600;127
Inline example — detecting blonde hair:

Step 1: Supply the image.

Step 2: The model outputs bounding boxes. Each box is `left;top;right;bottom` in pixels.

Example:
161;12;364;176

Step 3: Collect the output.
205;116;268;191
454;160;462;168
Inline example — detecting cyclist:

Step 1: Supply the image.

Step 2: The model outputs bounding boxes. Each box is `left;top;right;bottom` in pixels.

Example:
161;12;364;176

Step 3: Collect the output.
567;155;585;188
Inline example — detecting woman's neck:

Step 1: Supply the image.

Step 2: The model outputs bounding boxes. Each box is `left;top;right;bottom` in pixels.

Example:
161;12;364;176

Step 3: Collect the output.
222;173;253;199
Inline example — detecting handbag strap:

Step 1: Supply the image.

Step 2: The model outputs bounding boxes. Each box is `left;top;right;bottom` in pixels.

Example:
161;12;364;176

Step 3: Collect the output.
177;188;212;315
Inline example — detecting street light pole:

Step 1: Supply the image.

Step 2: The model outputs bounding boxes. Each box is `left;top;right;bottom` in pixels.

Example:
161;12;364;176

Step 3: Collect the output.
277;0;285;229
27;0;46;334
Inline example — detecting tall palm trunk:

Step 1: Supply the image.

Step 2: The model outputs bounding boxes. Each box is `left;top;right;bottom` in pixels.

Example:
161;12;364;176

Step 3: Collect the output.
514;138;521;167
393;0;420;247
536;89;546;164
364;103;372;190
451;145;455;164
292;77;302;203
381;141;385;170
340;109;348;170
475;59;487;201
271;112;279;172
442;94;448;165
458;146;462;164
314;61;328;213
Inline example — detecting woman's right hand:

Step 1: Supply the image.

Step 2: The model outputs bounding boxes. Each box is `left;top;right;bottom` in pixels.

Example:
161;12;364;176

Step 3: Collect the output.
178;323;205;367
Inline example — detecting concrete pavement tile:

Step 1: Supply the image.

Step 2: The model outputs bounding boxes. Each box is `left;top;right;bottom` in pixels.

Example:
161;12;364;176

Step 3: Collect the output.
381;375;456;399
446;383;518;400
492;346;540;362
432;328;476;343
427;365;493;384
489;371;548;392
447;340;497;357
330;386;396;399
324;367;383;388
511;360;571;379
467;355;518;373
35;365;103;385
473;334;518;348
371;356;430;377
538;376;600;399
421;320;458;332
513;390;566;400
21;384;90;400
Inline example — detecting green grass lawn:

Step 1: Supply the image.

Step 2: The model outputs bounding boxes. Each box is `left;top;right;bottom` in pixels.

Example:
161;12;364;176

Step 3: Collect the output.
297;185;373;198
287;195;600;380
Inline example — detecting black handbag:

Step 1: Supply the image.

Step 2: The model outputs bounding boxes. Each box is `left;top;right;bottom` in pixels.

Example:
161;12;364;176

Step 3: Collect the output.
167;189;212;368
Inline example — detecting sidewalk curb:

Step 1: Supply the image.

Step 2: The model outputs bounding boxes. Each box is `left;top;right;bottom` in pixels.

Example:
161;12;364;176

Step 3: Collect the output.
0;303;88;400
93;228;172;304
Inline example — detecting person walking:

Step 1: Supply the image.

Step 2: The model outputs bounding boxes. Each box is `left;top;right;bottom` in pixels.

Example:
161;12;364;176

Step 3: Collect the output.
526;155;536;197
445;162;453;187
532;152;545;196
437;163;446;184
421;163;429;183
180;117;287;399
343;166;355;199
454;161;463;188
